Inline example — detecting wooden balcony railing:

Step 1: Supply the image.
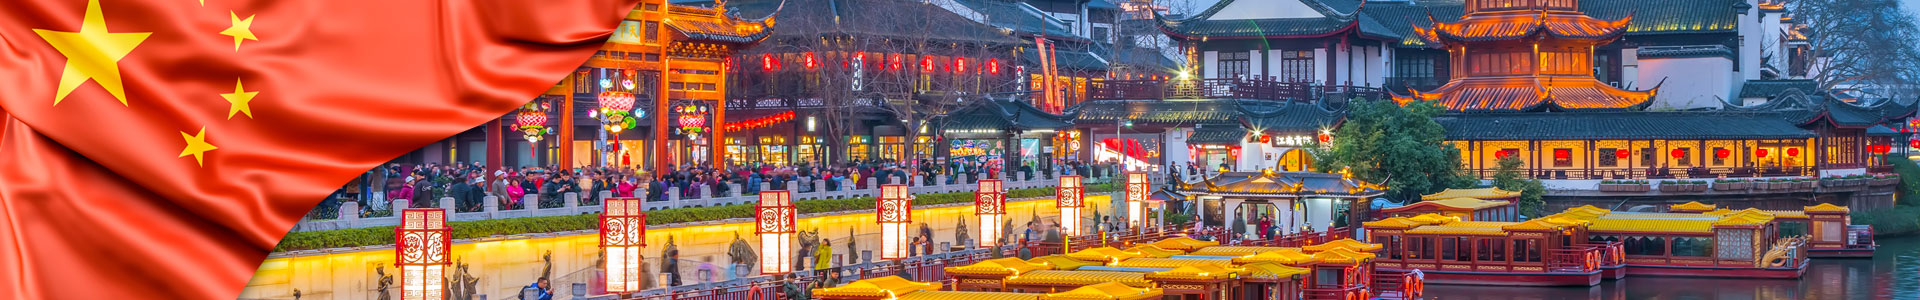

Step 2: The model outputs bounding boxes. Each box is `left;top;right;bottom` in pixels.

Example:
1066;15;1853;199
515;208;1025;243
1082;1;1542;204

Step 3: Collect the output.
1087;78;1386;102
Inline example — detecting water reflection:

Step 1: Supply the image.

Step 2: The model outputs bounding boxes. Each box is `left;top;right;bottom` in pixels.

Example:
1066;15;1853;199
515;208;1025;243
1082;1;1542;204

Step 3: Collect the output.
1425;235;1920;300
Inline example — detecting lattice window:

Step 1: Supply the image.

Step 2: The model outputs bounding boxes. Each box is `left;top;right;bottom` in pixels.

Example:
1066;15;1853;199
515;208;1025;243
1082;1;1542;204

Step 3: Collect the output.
1717;229;1753;260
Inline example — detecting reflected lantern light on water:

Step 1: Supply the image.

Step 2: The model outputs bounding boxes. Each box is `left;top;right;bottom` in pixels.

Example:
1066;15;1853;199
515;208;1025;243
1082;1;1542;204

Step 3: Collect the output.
396;209;450;300
1057;176;1084;236
601;198;646;294
976;180;1005;247
877;185;913;260
755;191;796;275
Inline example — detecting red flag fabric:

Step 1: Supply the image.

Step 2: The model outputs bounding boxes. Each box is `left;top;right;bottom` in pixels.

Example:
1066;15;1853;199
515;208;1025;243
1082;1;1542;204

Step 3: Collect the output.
0;0;638;298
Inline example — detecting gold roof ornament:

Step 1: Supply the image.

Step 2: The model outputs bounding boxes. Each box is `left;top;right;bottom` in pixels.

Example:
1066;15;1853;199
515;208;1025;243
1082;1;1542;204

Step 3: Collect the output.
1027;255;1103;270
1007;270;1153;288
1145;263;1248;281
1230;248;1317;265
812;276;942;299
1301;239;1382;253
1147;237;1219;251
1038;282;1164;300
945;257;1050;277
1669;201;1717;212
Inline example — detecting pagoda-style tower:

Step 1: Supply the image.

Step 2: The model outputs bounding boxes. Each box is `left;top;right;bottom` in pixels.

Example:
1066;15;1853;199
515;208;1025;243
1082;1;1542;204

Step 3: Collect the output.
1394;0;1657;112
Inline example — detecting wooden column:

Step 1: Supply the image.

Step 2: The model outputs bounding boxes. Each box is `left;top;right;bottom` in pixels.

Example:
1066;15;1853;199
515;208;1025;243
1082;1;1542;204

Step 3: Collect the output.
487;119;502;179
654;64;671;175
560;80;576;168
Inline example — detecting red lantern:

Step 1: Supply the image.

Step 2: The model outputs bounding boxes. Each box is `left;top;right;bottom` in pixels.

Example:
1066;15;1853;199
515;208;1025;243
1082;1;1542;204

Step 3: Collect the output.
803;52;818;69
890;54;903;71
1494;150;1513;159
1757;148;1770;158
954;57;967;73
760;53;776;71
1670;149;1685;159
921;57;935;73
1318;133;1333;143
1615;149;1630;159
1910;139;1920;148
1788;148;1800;157
1715;148;1730;159
1554;149;1570;160
988;58;1000;75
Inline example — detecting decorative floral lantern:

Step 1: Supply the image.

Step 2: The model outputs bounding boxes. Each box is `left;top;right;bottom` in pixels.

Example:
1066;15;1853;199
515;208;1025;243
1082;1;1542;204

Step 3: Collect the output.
396;209;450;300
598;91;637;136
755;191;796;275
515;102;549;149
1126;172;1150;229
600;198;647;294
877;184;913;259
976;180;1005;247
1058;176;1084;236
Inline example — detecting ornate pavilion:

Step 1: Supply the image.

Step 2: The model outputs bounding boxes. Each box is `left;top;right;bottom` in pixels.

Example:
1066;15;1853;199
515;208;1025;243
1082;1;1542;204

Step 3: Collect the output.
1176;170;1386;239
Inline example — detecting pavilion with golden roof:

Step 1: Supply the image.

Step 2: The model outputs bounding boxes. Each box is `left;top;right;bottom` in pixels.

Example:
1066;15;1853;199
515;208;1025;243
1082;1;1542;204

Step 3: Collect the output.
934;236;1410;300
1393;0;1656;112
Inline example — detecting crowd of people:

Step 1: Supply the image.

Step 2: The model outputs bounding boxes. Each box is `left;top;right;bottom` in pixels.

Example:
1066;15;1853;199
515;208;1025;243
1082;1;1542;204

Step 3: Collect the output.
325;157;1132;216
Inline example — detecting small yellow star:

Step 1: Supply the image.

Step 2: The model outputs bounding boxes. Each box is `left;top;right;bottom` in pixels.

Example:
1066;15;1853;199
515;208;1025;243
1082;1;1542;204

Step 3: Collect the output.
221;78;257;119
220;11;257;51
179;127;218;166
33;0;152;106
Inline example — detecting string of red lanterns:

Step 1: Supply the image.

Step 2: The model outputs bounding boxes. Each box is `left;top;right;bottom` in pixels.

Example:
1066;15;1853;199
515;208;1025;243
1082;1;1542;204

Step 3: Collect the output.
720;111;797;132
756;51;1009;75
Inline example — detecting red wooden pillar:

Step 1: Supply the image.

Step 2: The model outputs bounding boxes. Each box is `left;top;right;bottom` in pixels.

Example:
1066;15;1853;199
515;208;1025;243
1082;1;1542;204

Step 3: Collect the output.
486;119;502;180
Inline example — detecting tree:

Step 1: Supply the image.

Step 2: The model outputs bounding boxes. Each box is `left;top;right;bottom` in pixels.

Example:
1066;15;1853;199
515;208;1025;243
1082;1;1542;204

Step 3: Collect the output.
1790;0;1920;97
1311;100;1474;201
1491;156;1547;218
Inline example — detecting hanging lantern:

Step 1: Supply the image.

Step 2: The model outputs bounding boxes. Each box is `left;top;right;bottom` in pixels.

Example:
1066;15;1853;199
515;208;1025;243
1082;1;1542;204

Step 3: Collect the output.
1494;150;1512;159
1126;172;1150;230
1670;149;1685;159
988;58;1000;75
1910;139;1920;149
1615;149;1630;159
804;52;818;70
1057;176;1084;236
1788;148;1800;157
396;209;450;300
877;184;913;260
954;57;968;73
1756;148;1771;158
515;104;549;146
1554;149;1571;160
600;198;646;294
755;191;795;275
921;57;935;73
976;180;1005;247
1715;148;1730;159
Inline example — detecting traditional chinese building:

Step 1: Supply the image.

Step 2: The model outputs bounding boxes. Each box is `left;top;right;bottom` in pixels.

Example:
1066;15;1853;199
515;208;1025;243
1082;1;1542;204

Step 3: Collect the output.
397;0;775;172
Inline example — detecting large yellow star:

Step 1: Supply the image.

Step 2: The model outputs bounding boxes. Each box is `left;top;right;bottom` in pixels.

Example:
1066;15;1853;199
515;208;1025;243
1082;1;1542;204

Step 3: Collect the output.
219;11;257;51
221;78;257;119
179;127;218;167
32;0;151;106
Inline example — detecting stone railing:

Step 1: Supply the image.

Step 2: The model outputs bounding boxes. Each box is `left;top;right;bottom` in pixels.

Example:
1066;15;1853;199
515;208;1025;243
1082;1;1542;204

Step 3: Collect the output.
290;172;1088;232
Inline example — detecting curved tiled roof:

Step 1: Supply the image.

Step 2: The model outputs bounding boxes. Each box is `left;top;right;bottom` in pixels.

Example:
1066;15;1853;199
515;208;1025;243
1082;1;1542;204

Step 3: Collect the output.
1421;187;1521;200
1152;0;1368;39
1038;282;1163;300
946;257;1050;276
1669;201;1718;212
1301;238;1383;253
898;292;1041;300
1416;12;1632;44
1109;257;1235;269
1008;270;1154;287
1028;255;1104;270
1145;263;1247;281
1395;76;1657;112
1186;246;1297;257
813;276;942;298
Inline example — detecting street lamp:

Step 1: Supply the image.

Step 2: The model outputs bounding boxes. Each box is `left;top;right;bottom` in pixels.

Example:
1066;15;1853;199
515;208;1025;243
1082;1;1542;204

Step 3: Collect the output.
976;180;1006;247
755;191;796;275
600;198;647;294
877;184;913;260
1126;172;1150;230
1058;176;1084;236
396;208;450;300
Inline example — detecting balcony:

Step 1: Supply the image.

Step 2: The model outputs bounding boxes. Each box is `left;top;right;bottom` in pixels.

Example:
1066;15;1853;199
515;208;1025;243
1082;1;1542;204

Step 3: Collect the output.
1087;78;1386;102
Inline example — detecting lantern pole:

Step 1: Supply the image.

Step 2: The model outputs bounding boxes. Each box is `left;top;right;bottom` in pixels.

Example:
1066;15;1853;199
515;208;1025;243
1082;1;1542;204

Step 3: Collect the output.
396;208;450;300
1057;176;1084;237
601;198;647;296
976;180;1006;248
755;191;796;276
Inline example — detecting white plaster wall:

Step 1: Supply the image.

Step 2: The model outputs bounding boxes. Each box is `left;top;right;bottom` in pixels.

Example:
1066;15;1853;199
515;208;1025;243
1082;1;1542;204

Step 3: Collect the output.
1166;128;1193;171
1203;51;1219;79
1249;50;1265;79
1739;0;1762;81
1639;56;1735;110
1314;48;1328;84
1367;45;1388;87
1621;48;1640;88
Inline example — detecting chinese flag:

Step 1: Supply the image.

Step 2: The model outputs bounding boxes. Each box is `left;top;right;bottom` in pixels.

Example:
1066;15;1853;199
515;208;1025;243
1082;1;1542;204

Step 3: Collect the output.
0;0;637;298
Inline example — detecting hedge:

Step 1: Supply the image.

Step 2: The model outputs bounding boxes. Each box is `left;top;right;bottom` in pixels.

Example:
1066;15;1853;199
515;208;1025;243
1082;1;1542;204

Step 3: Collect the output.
274;183;1117;252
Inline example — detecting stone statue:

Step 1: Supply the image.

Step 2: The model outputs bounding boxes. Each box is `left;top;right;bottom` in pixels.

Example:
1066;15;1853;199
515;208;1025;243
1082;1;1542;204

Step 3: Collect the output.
728;232;757;278
373;265;393;300
447;259;480;300
662;235;682;286
540;250;553;282
795;228;820;271
845;228;859;265
955;216;971;248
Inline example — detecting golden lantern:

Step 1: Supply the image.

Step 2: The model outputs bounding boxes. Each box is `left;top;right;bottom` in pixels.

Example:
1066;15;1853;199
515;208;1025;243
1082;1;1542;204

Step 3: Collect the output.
1126;172;1150;230
976;180;1006;247
1057;176;1085;236
877;184;913;259
755;191;796;275
601;197;647;294
396;208;450;300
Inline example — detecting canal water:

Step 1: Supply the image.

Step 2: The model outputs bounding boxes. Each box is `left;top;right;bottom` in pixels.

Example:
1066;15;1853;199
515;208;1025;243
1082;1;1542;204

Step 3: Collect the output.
1425;235;1920;300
